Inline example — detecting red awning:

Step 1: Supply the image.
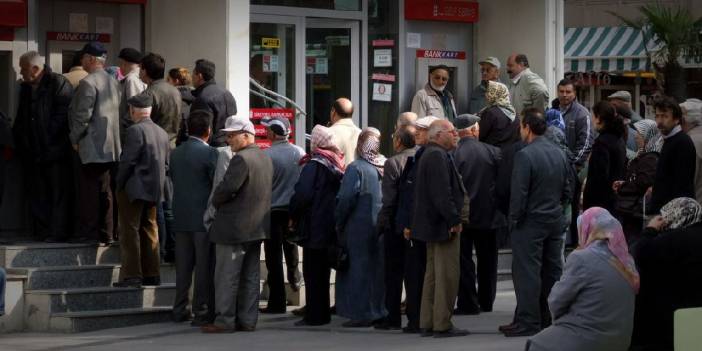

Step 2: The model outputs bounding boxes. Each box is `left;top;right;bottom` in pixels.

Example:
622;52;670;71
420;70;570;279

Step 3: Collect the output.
0;0;27;28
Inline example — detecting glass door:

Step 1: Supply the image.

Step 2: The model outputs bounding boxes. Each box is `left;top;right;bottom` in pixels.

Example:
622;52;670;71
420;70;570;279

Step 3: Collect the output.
305;19;360;140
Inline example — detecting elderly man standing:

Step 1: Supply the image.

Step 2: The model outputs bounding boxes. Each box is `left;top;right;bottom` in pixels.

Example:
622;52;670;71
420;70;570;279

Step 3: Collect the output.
113;94;170;288
505;54;549;116
203;116;273;333
503;108;571;337
329;97;361;165
14;51;74;242
411;120;468;338
260;116;304;314
468;57;501;114
452;114;502;315
117;48;146;142
68;42;121;245
681;99;702;204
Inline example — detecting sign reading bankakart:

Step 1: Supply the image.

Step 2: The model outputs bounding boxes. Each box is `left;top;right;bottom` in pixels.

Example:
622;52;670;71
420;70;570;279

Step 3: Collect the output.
47;32;111;43
416;50;466;60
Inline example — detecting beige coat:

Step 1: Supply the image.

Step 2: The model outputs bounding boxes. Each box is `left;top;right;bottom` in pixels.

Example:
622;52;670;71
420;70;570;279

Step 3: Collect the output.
329;118;361;166
63;66;88;89
508;68;549;116
688;126;702;204
410;83;457;120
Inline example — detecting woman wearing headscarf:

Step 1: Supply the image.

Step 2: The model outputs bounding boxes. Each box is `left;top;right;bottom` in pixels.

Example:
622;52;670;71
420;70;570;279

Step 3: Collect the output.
478;81;519;149
289;125;345;326
526;207;638;351
631;197;702;351
583;100;627;213
334;127;388;327
612;119;662;243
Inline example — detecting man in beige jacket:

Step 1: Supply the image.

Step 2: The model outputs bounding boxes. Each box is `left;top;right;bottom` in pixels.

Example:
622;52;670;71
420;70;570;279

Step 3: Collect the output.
328;97;361;165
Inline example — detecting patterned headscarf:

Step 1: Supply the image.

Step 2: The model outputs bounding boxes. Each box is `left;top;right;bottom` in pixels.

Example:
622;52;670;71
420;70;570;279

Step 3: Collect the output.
577;207;640;293
633;119;662;154
545;108;566;132
301;124;345;174
482;81;516;121
356;127;386;176
660;197;702;231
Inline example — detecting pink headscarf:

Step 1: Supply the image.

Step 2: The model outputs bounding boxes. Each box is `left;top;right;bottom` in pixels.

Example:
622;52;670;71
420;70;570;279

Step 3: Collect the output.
577;207;640;293
300;124;346;173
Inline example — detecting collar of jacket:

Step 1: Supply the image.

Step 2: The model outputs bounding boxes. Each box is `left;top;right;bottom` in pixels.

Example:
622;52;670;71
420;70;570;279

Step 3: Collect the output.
192;80;216;97
458;135;478;146
149;78;167;87
511;68;529;85
333;118;357;128
177;85;195;104
271;139;290;146
424;82;453;99
239;143;259;152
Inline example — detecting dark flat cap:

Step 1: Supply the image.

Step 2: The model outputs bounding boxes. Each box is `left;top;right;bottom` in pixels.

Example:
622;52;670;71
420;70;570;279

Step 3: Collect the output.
127;93;153;108
455;114;481;129
82;41;107;57
118;48;142;64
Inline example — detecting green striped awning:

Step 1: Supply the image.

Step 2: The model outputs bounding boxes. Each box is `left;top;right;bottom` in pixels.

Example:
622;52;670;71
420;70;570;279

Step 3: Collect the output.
565;26;657;73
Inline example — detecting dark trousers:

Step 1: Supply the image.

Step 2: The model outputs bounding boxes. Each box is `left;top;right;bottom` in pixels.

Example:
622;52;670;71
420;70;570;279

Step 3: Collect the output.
383;231;405;327
157;200;175;258
457;227;498;313
173;231;215;322
404;239;426;329
264;210;299;311
25;160;72;240
77;162;114;242
569;175;583;247
302;247;331;325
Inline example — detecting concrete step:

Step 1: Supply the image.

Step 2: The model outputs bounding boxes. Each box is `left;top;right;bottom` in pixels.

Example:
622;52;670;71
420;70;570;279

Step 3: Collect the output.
0;243;120;268
8;263;176;290
48;307;173;333
25;285;175;332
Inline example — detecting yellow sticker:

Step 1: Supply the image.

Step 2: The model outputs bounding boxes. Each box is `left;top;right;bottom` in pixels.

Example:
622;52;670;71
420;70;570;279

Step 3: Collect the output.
262;37;280;49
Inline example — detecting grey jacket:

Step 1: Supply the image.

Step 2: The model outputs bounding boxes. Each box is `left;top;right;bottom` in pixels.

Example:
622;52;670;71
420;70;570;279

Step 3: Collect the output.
509;137;571;226
411;83;457;121
528;241;635;351
561;100;594;167
508;68;549;116
467;81;488;114
69;68;121;164
144;79;182;147
265;139;305;209
118;69;147;142
116;118;170;203
377;147;416;234
203;147;234;231
210;144;273;245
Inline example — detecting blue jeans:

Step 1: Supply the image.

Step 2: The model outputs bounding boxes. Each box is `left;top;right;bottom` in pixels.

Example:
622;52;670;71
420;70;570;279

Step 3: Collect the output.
156;200;175;258
0;267;6;315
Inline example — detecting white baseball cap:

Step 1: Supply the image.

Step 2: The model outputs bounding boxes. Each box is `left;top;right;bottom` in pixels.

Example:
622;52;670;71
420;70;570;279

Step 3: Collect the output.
221;115;255;135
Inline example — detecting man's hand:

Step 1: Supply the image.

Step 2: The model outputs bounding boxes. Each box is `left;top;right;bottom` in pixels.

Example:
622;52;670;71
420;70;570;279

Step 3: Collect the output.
403;228;411;240
72;144;79;152
288;219;296;232
612;180;625;193
647;215;665;232
449;223;462;236
645;186;653;198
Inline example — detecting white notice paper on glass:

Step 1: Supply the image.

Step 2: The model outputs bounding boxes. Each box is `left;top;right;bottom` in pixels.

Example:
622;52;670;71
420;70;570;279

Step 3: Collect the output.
372;83;392;102
374;49;392;67
69;13;89;33
407;33;421;48
96;17;114;34
316;57;328;74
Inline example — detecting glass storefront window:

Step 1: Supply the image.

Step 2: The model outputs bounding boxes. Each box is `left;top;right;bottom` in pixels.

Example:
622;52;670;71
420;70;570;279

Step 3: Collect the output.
250;23;296;108
251;0;360;11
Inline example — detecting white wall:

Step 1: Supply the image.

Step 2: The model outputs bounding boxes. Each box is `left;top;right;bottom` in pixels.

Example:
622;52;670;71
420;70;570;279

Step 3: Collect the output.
145;0;249;116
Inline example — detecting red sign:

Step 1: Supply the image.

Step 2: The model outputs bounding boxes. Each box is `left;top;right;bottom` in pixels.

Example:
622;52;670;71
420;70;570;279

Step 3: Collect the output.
47;32;111;43
416;50;466;59
249;108;296;149
0;0;27;28
372;39;394;47
372;73;396;82
405;0;479;23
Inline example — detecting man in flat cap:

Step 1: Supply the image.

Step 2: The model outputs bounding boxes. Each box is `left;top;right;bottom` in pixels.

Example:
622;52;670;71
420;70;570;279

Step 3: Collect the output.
203;116;272;333
118;48;146;143
469;57;501;114
452;114;502;315
113;93;170;288
69;41;121;244
608;90;643;123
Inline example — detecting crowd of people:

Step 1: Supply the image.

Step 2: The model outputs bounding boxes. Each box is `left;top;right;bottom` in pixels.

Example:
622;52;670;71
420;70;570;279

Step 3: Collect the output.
2;43;702;350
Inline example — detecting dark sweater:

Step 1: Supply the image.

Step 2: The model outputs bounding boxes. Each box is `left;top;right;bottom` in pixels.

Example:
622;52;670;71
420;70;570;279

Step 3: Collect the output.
583;131;627;213
478;106;520;150
650;131;696;213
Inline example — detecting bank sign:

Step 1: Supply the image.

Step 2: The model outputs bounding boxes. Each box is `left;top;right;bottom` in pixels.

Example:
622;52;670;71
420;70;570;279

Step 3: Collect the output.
405;0;479;23
416;50;466;60
47;32;111;43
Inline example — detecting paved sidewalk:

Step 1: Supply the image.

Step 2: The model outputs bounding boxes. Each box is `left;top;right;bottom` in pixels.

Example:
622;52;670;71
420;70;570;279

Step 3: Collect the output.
0;281;528;351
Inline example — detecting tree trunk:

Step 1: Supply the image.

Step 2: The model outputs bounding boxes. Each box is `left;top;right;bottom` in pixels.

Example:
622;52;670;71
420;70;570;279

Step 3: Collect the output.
663;63;687;102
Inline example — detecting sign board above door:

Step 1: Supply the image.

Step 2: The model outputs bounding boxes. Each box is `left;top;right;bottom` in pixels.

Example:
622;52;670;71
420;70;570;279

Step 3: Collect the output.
405;0;479;23
47;32;111;43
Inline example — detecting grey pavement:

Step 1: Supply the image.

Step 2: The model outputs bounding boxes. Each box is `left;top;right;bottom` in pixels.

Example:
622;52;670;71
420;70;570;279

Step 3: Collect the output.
0;281;528;351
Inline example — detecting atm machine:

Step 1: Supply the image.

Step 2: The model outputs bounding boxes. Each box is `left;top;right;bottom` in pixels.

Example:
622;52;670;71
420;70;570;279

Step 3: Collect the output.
415;49;469;113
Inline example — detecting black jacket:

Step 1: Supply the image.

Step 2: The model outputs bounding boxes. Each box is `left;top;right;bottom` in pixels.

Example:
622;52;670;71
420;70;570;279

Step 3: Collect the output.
191;80;237;147
453;137;501;229
410;143;464;242
632;223;702;350
496;140;526;216
289;158;343;249
394;146;425;232
650;131;696;213
14;66;74;162
615;152;658;216
377;147;416;235
478;106;520;149
583;131;627;213
175;85;194;145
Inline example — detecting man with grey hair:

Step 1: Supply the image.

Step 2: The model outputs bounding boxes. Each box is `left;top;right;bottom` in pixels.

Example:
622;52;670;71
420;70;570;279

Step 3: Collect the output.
14;51;74;242
410;119;468;338
69;41;121;244
396;112;418;134
468;57;501;113
681;98;702;203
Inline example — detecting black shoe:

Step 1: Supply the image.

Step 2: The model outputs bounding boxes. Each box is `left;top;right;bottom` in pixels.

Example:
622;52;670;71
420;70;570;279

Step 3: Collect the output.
498;322;518;333
99;239;115;246
163;252;175;264
69;237;99;245
433;328;470;338
503;326;539;337
420;329;434;337
453;308;480;316
294;319;328;327
259;307;286;314
342;320;372;328
142;276;161;286
113;278;142;288
172;313;192;323
236;324;255;332
402;326;421;334
291;306;306;316
373;320;401;330
480;307;493;313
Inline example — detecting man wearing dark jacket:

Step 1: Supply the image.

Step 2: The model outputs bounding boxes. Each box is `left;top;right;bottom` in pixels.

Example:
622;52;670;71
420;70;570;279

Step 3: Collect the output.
203;116;272;333
452;114;502;315
113;94;170;288
191;59;237;147
504;108;572;337
411;119;468;338
15;51;74;242
650;97;696;213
